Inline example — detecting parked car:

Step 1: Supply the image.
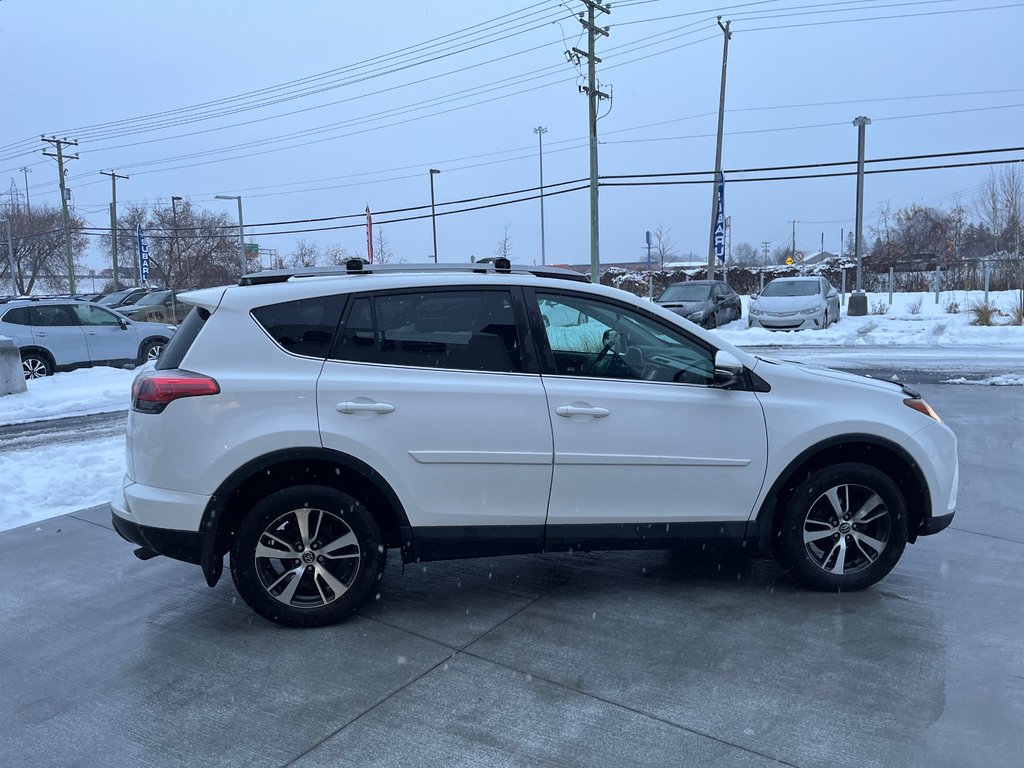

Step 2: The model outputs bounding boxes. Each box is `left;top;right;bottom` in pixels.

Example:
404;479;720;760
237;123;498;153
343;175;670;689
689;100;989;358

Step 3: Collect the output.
98;286;151;309
0;298;176;378
656;279;741;329
748;276;840;330
113;259;958;628
117;289;189;325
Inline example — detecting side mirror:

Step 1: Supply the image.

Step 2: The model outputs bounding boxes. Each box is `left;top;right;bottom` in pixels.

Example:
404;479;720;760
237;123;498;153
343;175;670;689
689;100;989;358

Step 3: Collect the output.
713;350;744;388
751;292;759;301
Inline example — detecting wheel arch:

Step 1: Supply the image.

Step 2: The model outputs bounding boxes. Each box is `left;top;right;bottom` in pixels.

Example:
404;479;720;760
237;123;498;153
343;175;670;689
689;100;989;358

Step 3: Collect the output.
198;448;412;587
749;434;931;555
19;345;54;373
137;335;170;360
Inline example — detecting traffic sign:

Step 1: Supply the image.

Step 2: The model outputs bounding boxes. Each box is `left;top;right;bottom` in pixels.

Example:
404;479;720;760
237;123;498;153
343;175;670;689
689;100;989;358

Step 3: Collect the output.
794;251;804;263
785;256;794;266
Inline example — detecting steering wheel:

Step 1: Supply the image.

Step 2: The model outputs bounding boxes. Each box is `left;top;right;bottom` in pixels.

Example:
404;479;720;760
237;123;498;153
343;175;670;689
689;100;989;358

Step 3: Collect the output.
585;331;619;376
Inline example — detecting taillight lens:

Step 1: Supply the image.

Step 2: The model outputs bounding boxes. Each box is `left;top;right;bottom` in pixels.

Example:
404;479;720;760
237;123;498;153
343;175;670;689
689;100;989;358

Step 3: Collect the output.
132;370;220;414
903;398;941;423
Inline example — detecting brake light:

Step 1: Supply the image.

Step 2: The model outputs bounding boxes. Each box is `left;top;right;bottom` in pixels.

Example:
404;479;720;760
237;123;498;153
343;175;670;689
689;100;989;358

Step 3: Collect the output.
903;398;941;423
132;370;220;414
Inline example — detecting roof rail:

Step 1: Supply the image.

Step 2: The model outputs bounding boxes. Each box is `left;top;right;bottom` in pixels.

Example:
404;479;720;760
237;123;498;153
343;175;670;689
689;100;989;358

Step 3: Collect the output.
238;259;590;286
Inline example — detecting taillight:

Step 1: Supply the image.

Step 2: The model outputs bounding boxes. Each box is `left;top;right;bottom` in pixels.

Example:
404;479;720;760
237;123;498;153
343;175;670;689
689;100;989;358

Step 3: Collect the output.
903;398;941;423
132;370;220;414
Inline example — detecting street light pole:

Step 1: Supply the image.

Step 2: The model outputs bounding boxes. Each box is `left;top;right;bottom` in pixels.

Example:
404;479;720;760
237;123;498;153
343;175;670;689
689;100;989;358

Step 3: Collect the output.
533;126;547;265
849;116;871;316
706;16;731;281
429;169;441;262
215;195;247;276
171;196;182;288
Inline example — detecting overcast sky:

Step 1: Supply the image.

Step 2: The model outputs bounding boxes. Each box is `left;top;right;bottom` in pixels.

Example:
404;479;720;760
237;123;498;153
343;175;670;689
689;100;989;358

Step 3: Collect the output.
2;0;1023;274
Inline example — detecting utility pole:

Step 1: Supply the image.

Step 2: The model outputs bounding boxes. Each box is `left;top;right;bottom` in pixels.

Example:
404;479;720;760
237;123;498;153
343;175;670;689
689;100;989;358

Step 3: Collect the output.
20;167;31;213
41;136;79;294
790;220;799;258
706;17;731;281
533;126;548;265
761;240;771;267
428;169;441;262
3;218;17;295
575;0;610;283
215;195;247;276
171;196;183;287
849;116;871;316
100;171;128;291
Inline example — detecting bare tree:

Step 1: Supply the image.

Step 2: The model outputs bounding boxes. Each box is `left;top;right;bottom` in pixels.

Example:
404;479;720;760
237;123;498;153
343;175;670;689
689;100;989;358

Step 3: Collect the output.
373;227;393;264
495;224;512;259
730;241;759;266
975;171;1004;254
0;202;88;294
323;243;354;266
650;225;677;268
289;239;319;268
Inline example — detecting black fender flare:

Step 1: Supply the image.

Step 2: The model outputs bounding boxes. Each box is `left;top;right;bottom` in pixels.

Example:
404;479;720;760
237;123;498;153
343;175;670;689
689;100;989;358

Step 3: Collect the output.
198;447;412;587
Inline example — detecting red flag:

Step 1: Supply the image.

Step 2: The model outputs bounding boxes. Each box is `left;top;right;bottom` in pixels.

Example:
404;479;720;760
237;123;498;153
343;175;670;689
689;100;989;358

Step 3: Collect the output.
365;205;374;264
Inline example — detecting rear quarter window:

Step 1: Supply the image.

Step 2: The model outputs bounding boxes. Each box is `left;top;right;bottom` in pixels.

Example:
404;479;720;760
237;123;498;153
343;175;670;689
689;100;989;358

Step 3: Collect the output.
1;307;32;325
251;295;346;359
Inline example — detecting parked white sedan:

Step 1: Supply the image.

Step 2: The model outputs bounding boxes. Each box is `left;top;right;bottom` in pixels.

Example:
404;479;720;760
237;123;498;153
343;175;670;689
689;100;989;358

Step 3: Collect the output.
749;276;840;330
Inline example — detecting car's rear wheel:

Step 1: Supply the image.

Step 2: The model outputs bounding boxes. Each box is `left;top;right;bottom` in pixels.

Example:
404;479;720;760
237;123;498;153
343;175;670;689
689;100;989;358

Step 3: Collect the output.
139;339;165;363
21;352;52;379
778;463;907;591
230;485;385;627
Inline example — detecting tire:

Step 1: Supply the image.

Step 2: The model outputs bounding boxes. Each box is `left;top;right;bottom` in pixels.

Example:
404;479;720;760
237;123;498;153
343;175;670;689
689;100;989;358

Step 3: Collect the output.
21;351;52;379
139;339;166;364
706;313;718;330
777;463;908;591
230;485;385;628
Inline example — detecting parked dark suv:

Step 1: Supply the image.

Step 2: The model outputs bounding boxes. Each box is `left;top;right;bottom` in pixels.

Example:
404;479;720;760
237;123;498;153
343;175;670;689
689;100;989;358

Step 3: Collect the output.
656;280;741;329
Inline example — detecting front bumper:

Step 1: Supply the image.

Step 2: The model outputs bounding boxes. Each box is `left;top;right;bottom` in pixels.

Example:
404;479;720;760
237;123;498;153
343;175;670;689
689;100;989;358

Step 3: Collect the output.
749;313;824;330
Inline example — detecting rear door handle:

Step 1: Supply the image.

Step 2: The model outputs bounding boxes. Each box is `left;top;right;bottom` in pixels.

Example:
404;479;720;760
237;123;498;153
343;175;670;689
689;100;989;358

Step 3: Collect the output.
555;404;610;418
336;401;395;415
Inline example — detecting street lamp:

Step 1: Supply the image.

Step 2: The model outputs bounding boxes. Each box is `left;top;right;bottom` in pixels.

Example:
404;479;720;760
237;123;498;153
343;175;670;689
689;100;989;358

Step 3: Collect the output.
429;169;441;263
214;195;247;276
171;196;183;288
533;126;547;265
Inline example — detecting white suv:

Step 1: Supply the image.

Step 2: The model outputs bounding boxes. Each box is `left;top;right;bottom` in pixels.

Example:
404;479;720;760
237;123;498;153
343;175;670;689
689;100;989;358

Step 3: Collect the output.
111;260;958;627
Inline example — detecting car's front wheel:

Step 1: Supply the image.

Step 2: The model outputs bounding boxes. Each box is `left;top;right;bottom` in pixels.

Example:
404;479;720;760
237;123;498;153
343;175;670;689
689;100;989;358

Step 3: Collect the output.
139;339;165;363
230;485;385;627
21;352;52;379
778;463;908;591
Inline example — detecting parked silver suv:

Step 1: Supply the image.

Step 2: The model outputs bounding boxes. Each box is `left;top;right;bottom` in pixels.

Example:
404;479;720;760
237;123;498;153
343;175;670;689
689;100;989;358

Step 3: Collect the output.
112;260;958;628
0;297;175;378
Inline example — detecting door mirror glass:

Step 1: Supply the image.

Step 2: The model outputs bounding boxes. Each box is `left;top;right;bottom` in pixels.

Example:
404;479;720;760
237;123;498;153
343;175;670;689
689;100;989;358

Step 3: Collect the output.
713;350;744;388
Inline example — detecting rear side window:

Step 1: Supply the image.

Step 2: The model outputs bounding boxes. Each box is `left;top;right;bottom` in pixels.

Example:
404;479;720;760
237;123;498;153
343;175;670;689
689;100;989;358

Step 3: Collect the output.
330;289;522;373
156;307;209;370
2;307;31;325
251;295;346;359
30;305;78;327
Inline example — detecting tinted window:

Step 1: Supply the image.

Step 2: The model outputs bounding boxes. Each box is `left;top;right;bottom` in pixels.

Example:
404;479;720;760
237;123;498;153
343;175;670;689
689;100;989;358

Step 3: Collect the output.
762;280;819;297
2;307;31;325
30;305;78;327
537;292;713;385
331;290;521;373
73;304;123;326
155;307;208;370
252;295;345;359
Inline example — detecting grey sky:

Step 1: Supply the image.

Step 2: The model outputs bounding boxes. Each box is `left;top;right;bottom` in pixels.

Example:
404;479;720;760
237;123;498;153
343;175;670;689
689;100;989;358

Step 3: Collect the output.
3;0;1023;271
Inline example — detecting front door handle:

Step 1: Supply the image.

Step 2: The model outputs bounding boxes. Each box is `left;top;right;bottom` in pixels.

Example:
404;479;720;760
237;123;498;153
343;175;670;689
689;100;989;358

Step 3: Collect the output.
555;404;610;418
336;401;395;415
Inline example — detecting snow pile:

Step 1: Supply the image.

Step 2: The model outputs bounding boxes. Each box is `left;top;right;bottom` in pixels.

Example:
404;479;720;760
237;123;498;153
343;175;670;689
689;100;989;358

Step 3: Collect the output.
942;375;1024;386
0;366;140;426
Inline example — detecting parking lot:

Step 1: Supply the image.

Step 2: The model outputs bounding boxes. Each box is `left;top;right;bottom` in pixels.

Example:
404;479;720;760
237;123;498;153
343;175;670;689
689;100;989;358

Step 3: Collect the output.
1;383;1021;768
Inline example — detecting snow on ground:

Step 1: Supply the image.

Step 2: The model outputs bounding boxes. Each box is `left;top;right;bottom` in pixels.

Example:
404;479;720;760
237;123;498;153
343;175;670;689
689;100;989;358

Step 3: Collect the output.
0;288;1021;533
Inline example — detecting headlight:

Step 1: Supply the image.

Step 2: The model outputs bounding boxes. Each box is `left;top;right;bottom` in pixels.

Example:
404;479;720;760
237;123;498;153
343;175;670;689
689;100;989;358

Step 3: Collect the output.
687;311;705;321
750;307;764;316
799;305;823;316
166;325;177;332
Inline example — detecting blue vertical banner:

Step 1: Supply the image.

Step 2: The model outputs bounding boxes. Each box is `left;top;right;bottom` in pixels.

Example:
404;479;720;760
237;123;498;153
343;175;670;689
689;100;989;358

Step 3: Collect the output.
714;172;726;263
136;223;150;286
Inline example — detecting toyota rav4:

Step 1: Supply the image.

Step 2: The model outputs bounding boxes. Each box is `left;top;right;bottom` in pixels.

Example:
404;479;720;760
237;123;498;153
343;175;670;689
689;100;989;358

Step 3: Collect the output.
111;260;958;627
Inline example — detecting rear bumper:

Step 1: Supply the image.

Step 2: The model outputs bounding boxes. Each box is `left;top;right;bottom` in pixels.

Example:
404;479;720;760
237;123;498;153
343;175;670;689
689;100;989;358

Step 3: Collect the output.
111;510;204;565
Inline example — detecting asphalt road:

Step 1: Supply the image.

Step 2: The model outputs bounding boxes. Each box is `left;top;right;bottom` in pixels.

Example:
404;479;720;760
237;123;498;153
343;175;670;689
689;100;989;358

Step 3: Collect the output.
1;380;1022;767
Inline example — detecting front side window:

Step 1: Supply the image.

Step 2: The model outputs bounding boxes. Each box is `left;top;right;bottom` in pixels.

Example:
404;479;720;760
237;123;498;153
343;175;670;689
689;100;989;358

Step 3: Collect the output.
72;304;123;326
330;289;521;373
536;292;713;385
251;295;345;359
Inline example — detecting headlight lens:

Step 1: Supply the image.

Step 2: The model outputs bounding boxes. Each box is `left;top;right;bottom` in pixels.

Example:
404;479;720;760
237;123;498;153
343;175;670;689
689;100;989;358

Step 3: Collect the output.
687;311;705;321
800;305;823;316
750;307;763;316
904;398;942;423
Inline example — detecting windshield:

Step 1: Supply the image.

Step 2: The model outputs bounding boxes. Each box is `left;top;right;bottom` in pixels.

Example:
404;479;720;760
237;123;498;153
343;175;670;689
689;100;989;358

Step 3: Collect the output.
98;289;137;306
133;290;171;307
761;280;819;297
658;283;712;302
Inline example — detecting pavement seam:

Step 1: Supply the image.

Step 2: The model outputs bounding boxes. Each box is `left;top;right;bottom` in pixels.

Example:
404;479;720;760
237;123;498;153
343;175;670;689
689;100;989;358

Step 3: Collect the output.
948;526;1024;546
459;649;803;768
281;587;564;767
